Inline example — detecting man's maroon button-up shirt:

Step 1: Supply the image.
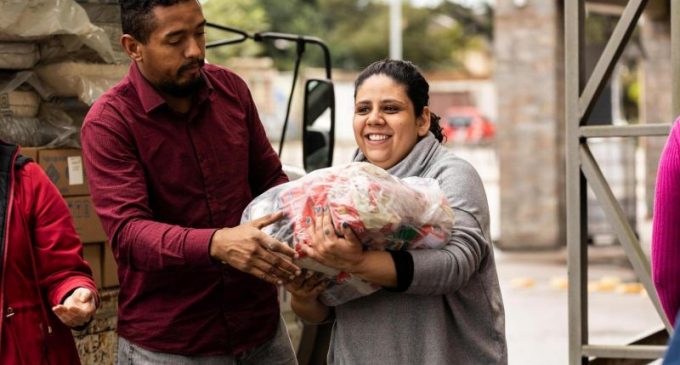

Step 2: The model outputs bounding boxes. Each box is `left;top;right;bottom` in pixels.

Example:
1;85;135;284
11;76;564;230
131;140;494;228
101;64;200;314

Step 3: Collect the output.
81;62;288;355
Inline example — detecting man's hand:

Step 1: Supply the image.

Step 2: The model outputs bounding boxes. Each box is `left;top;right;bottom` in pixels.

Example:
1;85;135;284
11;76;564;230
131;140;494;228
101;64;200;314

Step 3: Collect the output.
52;287;96;328
285;270;328;302
210;211;301;285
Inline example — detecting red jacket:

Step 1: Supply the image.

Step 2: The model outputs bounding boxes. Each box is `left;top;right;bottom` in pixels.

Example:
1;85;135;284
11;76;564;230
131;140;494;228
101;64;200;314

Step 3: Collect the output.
0;142;99;365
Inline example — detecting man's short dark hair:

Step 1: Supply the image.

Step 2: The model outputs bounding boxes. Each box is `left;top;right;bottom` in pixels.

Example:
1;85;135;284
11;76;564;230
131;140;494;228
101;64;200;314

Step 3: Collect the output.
120;0;194;44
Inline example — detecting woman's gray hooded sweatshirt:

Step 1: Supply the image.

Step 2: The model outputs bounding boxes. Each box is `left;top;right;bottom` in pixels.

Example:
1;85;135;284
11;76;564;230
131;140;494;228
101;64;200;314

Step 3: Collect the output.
327;133;507;365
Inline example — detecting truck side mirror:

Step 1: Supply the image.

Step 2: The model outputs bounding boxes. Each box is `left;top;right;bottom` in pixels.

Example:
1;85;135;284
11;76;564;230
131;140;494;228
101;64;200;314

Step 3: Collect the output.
302;78;335;172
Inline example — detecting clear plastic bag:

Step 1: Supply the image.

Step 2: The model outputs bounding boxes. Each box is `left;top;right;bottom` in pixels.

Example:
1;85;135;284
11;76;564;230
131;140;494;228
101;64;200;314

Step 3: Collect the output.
0;71;55;100
0;42;39;70
0;103;79;148
242;162;454;305
35;62;128;105
0;72;77;147
0;0;115;63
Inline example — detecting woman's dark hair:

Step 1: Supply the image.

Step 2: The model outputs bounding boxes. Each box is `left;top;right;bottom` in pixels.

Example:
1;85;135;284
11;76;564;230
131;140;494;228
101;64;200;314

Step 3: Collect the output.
354;59;445;143
120;0;194;44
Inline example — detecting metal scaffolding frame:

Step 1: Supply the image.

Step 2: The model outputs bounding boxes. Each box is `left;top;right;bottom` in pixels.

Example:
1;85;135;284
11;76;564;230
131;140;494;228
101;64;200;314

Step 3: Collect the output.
566;0;677;363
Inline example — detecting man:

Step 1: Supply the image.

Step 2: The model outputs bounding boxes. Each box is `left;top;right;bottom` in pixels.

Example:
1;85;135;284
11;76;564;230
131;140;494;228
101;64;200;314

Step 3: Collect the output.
81;0;300;363
0;141;98;364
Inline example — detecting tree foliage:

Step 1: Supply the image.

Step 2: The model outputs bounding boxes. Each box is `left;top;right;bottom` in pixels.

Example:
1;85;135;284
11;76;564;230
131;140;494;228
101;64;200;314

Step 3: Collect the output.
202;0;493;71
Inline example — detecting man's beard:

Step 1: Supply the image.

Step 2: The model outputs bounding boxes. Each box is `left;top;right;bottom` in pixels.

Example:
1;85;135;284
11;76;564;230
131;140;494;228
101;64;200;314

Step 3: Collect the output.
156;59;205;98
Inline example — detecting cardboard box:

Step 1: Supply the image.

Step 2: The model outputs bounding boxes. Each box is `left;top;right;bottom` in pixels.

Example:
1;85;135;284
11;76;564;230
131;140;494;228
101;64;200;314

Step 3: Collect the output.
102;243;119;288
82;243;102;289
18;146;39;162
38;149;89;197
65;196;107;243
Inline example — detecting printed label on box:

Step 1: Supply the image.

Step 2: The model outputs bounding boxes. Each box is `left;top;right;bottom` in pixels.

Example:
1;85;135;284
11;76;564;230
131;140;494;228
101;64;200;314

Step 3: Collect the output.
67;156;84;186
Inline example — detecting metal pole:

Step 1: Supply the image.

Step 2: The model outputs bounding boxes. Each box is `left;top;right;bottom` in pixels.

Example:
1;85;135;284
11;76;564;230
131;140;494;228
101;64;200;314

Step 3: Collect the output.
565;1;587;364
578;0;648;122
673;0;680;118
565;0;671;362
389;0;402;60
580;145;673;333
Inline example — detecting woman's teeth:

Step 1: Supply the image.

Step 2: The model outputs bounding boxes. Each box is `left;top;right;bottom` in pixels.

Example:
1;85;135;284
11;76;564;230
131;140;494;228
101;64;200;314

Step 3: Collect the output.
368;134;388;141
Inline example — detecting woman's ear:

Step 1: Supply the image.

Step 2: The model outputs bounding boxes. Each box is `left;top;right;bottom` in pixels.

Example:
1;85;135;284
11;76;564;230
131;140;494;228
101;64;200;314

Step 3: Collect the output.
121;34;143;62
417;106;432;137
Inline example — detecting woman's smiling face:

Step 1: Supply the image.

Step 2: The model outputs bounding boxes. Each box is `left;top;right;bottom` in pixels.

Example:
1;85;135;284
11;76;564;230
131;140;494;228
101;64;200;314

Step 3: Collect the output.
353;74;430;170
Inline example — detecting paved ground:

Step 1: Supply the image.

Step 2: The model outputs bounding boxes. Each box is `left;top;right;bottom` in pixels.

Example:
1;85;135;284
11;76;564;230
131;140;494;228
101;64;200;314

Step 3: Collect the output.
498;247;663;364
280;141;667;364
453;143;666;364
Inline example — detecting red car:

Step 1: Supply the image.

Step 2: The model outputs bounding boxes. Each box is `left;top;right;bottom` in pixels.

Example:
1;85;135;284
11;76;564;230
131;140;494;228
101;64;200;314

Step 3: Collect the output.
440;106;495;144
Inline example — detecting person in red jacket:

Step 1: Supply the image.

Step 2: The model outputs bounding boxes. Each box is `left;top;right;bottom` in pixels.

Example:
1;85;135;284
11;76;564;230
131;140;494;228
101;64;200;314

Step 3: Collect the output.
0;141;99;365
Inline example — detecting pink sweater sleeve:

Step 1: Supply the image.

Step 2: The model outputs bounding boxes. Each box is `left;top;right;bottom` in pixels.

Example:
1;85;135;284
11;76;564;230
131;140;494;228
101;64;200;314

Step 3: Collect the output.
652;120;680;325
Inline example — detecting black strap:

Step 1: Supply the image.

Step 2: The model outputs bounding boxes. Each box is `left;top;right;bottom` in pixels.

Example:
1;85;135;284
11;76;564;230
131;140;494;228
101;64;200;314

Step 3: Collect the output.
14;154;33;170
0;143;18;279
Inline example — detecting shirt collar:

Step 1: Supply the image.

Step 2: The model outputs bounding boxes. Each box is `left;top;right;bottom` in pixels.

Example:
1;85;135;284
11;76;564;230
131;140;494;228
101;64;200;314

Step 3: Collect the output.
129;62;215;114
129;62;165;113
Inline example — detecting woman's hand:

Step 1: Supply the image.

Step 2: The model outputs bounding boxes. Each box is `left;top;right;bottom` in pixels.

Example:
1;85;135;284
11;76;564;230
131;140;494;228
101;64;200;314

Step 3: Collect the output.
300;206;399;288
285;270;329;301
299;207;366;274
52;287;96;328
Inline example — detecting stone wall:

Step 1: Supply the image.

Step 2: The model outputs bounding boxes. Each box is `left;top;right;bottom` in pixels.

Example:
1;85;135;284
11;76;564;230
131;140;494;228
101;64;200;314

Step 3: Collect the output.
73;289;119;365
494;0;565;249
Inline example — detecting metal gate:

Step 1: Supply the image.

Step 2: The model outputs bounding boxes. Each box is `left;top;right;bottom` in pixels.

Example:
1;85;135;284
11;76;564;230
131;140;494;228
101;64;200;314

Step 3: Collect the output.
566;0;677;363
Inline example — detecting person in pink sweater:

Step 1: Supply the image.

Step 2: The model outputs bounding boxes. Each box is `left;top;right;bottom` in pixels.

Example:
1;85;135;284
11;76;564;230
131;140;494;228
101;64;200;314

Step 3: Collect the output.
652;119;680;326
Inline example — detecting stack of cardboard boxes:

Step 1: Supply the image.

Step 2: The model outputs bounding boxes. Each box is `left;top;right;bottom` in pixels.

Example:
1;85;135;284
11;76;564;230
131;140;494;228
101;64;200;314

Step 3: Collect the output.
20;147;119;289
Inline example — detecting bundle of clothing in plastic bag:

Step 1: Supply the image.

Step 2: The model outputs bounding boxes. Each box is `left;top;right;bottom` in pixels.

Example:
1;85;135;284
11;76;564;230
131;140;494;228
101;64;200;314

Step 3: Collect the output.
241;162;454;305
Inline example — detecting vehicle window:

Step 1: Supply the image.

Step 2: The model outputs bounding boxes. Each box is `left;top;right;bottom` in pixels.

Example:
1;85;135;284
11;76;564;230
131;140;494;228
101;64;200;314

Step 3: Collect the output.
448;116;473;127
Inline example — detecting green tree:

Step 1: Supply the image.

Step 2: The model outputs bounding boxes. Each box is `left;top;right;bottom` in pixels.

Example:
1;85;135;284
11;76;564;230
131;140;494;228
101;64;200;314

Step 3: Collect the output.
202;0;269;64
202;0;494;72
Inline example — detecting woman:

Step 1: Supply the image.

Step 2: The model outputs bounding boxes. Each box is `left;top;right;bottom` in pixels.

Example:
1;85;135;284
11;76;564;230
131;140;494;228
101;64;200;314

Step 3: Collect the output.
0;141;98;364
651;120;680;364
286;59;507;364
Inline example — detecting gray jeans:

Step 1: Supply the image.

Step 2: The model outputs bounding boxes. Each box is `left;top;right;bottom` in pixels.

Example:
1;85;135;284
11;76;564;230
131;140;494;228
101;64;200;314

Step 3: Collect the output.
117;317;298;365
